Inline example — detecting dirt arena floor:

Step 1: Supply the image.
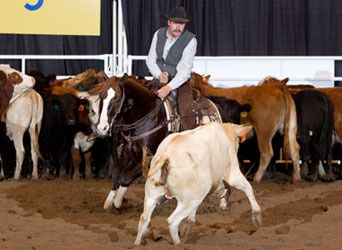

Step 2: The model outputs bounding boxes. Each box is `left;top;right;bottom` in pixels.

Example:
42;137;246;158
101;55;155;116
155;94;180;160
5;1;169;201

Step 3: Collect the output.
1;176;342;250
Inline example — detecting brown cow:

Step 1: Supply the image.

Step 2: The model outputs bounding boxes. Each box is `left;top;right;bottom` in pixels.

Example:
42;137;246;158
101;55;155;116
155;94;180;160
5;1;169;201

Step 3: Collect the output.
258;76;342;144
316;88;342;143
190;73;301;183
0;70;14;117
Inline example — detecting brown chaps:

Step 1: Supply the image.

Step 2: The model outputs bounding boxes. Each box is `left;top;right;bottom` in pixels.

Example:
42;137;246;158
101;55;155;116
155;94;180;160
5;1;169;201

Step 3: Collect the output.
177;81;196;131
149;79;196;131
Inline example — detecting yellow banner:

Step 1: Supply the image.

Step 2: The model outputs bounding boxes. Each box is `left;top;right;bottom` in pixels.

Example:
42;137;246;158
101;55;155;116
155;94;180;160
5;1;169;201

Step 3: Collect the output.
0;0;101;36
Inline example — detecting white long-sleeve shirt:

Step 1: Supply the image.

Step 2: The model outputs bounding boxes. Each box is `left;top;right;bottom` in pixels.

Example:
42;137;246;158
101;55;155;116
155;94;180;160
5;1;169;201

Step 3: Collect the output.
146;29;197;90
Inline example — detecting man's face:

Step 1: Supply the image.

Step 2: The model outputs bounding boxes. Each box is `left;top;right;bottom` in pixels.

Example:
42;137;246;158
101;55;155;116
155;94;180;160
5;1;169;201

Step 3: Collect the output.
167;20;186;38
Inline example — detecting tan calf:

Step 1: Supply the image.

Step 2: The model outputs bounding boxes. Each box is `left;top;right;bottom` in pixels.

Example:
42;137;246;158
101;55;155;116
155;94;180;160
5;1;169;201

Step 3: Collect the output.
135;122;261;245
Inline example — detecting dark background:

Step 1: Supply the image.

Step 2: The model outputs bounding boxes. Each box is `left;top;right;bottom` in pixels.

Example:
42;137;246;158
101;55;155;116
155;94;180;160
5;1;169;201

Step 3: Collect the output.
0;0;341;77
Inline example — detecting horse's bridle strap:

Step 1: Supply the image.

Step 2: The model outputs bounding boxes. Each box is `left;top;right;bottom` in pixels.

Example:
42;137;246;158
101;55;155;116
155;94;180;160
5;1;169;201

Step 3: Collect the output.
121;116;178;143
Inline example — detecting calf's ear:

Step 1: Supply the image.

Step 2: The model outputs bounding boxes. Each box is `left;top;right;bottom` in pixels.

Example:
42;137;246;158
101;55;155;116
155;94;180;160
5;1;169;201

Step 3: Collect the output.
281;77;289;85
203;74;210;83
8;72;23;85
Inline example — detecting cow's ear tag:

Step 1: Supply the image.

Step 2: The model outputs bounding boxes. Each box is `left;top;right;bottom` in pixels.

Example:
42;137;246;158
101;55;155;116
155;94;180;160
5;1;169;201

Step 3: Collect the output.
240;135;247;143
240;111;247;118
79;104;85;112
53;104;60;110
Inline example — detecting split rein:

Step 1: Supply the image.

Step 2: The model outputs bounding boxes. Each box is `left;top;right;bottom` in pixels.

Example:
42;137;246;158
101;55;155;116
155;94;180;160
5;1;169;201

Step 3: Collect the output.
113;101;175;143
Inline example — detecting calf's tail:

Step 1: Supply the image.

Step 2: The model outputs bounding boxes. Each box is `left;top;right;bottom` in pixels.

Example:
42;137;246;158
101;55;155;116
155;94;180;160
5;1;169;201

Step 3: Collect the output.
147;156;169;186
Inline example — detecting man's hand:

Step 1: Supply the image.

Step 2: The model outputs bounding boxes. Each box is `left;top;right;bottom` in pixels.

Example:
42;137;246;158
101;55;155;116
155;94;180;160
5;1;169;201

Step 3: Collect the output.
159;72;169;84
157;85;171;99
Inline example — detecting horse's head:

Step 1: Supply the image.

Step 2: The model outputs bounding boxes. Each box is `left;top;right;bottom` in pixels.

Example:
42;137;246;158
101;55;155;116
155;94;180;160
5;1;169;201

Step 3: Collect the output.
116;141;143;186
88;76;123;136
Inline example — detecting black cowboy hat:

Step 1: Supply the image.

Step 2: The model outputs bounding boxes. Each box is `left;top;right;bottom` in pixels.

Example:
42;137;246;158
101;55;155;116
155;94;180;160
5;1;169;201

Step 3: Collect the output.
164;7;190;23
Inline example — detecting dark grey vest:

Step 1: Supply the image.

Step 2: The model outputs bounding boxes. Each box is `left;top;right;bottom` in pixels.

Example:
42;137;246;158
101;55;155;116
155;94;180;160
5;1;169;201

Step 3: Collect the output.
156;27;195;79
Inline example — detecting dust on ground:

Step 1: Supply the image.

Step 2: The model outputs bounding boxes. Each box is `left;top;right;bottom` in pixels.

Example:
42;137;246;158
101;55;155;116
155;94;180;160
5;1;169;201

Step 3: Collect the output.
1;178;342;250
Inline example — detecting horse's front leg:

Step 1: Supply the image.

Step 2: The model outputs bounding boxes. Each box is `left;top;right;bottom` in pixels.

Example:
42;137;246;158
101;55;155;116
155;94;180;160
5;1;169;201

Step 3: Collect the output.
103;185;129;209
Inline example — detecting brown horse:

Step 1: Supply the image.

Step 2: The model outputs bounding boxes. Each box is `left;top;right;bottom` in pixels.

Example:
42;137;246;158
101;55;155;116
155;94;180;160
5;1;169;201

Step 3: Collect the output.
190;73;301;183
88;75;225;209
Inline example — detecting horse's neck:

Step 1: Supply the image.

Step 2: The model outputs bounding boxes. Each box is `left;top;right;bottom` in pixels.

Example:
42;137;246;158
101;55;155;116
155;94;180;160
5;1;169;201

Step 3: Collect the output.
124;92;160;124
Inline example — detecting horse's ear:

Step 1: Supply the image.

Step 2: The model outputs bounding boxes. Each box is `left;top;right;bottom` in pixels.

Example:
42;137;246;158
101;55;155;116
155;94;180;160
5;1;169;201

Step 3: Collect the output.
281;77;289;85
117;74;129;86
121;73;129;81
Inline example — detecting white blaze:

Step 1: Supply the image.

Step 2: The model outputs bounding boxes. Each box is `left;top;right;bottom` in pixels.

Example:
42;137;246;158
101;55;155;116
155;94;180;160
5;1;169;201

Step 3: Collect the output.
97;88;115;135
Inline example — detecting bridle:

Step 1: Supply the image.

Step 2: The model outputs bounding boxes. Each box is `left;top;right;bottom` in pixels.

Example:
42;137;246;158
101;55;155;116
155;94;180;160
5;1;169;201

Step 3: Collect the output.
90;82;176;143
108;89;126;134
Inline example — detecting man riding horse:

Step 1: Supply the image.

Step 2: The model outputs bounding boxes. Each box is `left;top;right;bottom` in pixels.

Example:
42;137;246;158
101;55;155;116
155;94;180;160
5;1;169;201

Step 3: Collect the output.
146;6;197;131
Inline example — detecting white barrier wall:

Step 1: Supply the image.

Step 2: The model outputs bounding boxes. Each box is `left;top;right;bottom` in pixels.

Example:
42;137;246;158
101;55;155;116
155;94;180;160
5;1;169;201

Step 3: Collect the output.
127;56;342;88
193;57;336;87
1;55;341;88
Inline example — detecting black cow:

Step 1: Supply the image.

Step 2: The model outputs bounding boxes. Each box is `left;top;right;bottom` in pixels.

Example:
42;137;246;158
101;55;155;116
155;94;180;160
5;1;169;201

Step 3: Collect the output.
28;70;56;95
293;89;334;182
39;92;92;178
208;96;251;124
0;122;14;180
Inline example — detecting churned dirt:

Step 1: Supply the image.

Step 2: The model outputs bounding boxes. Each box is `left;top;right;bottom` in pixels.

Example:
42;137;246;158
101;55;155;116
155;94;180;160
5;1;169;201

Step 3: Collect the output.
1;177;342;250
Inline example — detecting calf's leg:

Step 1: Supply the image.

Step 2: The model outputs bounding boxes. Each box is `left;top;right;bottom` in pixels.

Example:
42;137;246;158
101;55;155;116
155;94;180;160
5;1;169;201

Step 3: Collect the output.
135;184;164;245
179;206;197;238
226;167;262;228
168;198;203;245
71;147;81;180
12;126;25;180
253;142;273;183
84;151;92;179
29;127;40;179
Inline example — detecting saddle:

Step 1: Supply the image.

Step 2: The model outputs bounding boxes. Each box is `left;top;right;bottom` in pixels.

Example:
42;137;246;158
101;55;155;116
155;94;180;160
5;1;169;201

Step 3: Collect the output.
164;88;222;133
146;79;222;132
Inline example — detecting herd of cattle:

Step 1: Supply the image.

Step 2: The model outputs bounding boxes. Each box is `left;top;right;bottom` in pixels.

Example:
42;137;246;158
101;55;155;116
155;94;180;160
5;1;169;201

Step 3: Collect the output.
1;64;342;244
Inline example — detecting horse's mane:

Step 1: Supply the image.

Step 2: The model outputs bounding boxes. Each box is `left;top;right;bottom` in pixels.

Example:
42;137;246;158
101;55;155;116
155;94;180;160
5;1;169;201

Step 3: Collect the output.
87;76;121;99
87;75;156;102
119;76;156;99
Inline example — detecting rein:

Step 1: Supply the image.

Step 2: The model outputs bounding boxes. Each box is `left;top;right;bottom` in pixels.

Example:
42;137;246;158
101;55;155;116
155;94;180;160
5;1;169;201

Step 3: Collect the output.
114;102;164;131
120;117;176;143
114;101;177;143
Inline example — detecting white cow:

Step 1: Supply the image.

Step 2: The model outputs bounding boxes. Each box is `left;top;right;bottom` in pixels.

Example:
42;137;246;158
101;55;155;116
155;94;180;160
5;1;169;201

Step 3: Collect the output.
0;65;42;180
135;122;262;245
5;88;43;180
